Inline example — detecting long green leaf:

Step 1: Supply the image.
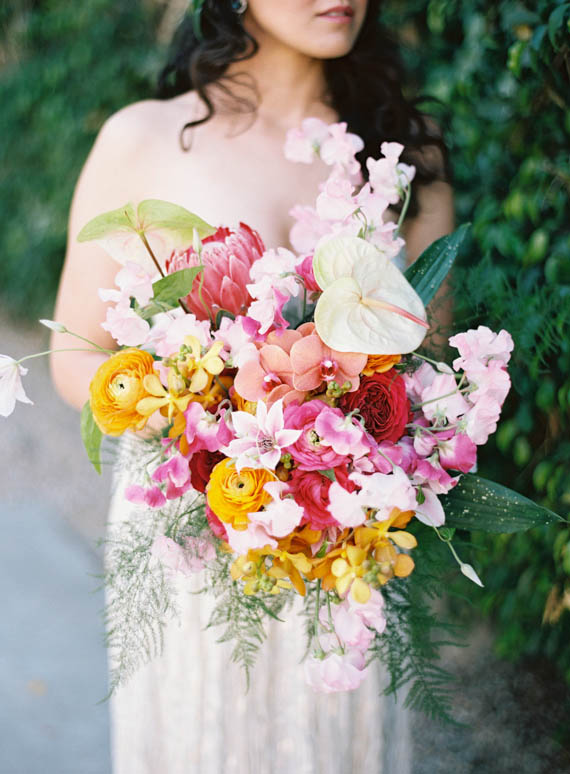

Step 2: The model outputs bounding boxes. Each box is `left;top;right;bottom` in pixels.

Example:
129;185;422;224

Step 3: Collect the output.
137;200;216;240
442;474;563;533
77;203;136;242
137;267;203;319
80;401;102;474
405;223;470;305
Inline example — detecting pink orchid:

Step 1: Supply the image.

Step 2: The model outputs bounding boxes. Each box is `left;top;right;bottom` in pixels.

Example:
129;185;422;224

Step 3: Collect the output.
314;406;370;458
234;328;306;405
304;650;367;693
0;355;33;417
223;399;302;471
166;223;265;320
101;300;150;347
421;373;470;424
289;326;367;393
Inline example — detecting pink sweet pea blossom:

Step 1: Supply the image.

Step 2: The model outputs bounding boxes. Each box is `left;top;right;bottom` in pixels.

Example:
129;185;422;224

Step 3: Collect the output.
314;407;370;458
213;316;256;368
328;603;375;652
449;326;514;374
224;522;277;553
151;535;216;576
251;480;305;537
467;359;511;407
315;172;357;221
319;122;364;175
350;467;418;519
327;481;368;527
414;487;445;527
421;373;470;423
284;117;330;163
125;484;167;509
223;399;302;471
289;205;334;254
151;453;192;499
304;650;367;693
413;456;458;495
438;432;477;473
348;588;386;634
464;397;502;445
184;402;232;454
366;142;415;204
284;399;349;470
295;254;321;293
0;355;32;417
147;311;212;359
403;361;437;403
101;300;150;346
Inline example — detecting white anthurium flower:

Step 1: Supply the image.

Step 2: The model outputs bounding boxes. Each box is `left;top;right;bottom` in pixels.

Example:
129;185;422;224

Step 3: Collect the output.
312;235;428;355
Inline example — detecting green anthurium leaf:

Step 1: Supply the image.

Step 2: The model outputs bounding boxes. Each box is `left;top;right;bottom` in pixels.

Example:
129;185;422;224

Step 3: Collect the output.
136;266;203;319
77;203;136;242
404;223;470;306
136;199;216;241
81;400;102;474
442;474;563;533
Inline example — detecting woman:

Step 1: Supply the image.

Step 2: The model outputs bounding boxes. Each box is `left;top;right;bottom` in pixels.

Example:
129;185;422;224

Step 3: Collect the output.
51;1;454;772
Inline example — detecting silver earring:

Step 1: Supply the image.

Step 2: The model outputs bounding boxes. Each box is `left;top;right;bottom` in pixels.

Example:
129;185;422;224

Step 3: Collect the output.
232;0;247;13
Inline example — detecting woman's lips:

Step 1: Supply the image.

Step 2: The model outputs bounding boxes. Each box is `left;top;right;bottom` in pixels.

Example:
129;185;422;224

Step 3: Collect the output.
317;6;354;21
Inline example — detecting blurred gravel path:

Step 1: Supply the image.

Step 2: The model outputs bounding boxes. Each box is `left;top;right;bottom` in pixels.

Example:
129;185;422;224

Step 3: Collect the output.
1;315;568;774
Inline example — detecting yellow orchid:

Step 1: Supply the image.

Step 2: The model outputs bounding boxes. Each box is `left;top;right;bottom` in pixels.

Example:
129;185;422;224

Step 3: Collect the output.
176;336;224;393
331;545;371;603
264;547;313;596
136;369;193;422
231;552;291;595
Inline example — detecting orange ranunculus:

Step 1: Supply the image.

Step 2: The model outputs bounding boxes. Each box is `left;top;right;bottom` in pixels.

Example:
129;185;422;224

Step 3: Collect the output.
89;349;156;436
206;460;274;531
362;354;402;376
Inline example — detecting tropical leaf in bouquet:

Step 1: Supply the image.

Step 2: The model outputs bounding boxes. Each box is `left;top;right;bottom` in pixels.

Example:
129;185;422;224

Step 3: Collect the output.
404;223;470;306
81;400;102;474
313;235;428;354
136;267;204;319
77;199;215;271
442;474;563;533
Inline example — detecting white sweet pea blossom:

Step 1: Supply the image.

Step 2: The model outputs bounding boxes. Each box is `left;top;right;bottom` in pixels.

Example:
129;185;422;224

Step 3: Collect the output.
0;355;33;417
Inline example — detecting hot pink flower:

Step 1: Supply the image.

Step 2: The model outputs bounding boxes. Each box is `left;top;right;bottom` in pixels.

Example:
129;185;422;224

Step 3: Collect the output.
165;223;265;320
124;484;167;509
289;326;367;393
151;453;192;500
438;432;477;473
314;406;371;458
289;467;354;530
413;456;458;495
295;254;321;292
283;399;349;470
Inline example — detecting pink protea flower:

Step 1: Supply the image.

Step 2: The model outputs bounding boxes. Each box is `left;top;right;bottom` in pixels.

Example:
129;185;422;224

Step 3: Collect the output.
165;223;265;320
289;323;367;393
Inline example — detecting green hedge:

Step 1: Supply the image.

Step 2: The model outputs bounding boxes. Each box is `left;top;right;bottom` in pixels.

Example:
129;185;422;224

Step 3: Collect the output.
384;0;570;682
0;0;161;317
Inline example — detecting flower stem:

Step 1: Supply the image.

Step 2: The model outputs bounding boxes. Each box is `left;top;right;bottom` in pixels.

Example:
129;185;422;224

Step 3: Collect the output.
17;347;112;365
411;386;470;411
396;181;412;234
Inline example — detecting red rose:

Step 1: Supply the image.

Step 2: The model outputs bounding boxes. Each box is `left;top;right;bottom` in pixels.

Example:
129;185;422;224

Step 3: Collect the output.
339;369;410;443
189;450;224;493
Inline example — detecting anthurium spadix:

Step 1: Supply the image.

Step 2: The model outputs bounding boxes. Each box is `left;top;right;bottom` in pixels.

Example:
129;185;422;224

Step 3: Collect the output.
312;235;428;354
77;199;216;271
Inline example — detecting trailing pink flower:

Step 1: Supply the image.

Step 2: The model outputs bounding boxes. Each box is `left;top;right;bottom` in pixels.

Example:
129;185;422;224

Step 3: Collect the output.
124;484;167;509
304;650;367;693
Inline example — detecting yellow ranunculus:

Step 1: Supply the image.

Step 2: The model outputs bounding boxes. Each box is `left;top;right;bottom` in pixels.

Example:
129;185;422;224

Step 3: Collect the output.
89;349;156;436
206;460;274;531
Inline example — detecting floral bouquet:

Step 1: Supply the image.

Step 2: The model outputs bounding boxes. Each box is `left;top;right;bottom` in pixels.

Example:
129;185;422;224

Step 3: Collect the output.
2;119;561;711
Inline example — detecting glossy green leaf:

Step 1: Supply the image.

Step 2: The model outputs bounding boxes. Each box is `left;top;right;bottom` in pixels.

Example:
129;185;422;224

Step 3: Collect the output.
442;474;563;533
137;267;203;319
80;400;102;474
404;224;470;305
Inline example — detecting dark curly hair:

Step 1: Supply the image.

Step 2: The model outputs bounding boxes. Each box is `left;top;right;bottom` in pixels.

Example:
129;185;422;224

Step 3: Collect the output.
157;0;450;197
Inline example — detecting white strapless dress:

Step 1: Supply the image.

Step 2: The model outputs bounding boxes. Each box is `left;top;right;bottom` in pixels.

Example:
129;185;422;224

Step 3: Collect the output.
107;446;412;774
